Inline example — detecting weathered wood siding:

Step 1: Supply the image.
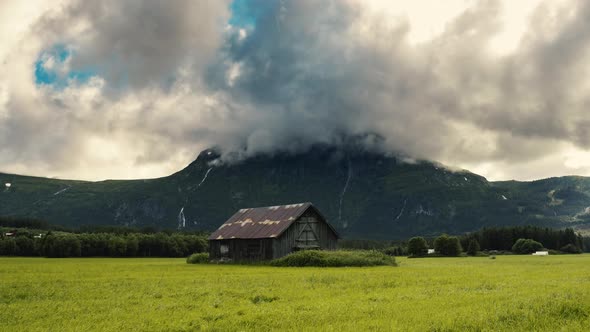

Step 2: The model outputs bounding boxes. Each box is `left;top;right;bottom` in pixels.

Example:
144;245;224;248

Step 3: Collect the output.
272;209;338;259
209;207;338;261
209;239;274;261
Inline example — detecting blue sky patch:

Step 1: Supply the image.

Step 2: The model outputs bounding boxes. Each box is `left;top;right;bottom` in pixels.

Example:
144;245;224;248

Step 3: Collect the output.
229;0;257;27
230;0;278;28
34;44;97;88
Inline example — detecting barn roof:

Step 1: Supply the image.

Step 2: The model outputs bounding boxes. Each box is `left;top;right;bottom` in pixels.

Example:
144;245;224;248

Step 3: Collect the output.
209;202;335;240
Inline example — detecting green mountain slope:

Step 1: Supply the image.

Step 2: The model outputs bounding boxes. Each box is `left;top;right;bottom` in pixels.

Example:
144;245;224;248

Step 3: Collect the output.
2;147;590;239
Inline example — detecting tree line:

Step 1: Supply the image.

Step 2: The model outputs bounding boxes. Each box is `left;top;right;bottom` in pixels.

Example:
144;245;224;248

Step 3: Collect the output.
459;226;585;253
406;234;463;257
0;231;207;258
340;225;587;257
1;217;587;257
403;226;585;257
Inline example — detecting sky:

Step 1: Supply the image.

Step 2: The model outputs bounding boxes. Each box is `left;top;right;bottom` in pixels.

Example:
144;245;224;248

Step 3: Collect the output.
1;0;590;182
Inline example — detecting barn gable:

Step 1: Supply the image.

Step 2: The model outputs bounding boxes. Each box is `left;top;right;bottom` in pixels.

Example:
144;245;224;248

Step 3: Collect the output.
209;203;338;260
208;202;337;240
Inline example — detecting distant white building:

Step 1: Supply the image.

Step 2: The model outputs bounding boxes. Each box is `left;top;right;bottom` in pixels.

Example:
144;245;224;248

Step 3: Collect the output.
532;251;549;256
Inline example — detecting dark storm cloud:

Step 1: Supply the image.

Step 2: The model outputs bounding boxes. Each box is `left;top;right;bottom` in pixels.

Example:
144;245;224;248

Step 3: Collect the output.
204;0;590;165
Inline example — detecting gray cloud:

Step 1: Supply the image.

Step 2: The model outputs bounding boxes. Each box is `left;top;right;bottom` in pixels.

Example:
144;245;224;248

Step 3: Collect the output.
0;0;230;179
36;0;231;90
205;0;590;167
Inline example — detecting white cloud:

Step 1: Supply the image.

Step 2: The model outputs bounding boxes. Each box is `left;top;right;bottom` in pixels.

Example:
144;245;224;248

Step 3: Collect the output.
360;0;568;55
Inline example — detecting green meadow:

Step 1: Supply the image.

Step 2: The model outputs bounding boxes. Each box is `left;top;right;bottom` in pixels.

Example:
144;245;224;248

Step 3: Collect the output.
1;255;590;331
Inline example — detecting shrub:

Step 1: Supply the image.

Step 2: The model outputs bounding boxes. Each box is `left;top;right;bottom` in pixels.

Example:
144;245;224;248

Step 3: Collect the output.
407;237;428;257
434;234;463;256
270;250;397;267
186;252;209;264
560;244;582;254
382;246;405;256
511;238;543;254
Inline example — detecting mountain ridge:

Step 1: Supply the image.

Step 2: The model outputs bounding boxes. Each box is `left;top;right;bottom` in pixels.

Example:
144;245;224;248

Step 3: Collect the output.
2;147;590;239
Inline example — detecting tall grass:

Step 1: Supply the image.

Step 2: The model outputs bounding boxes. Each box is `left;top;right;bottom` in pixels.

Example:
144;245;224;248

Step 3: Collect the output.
270;250;397;267
186;252;209;264
2;255;590;331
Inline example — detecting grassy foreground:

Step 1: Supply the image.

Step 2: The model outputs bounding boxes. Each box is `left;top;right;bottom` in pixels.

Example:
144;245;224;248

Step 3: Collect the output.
1;255;590;331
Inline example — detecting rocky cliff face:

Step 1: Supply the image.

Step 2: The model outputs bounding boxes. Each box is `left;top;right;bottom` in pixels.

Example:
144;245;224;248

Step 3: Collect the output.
2;146;590;239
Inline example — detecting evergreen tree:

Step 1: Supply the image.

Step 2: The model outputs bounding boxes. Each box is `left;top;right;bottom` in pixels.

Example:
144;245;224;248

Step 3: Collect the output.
467;239;480;256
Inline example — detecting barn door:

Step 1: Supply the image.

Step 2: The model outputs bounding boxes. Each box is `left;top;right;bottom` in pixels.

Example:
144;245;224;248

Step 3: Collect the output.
295;217;320;249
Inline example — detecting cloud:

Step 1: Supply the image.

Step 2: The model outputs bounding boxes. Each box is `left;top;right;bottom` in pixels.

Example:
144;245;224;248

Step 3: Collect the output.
205;0;590;179
1;0;590;181
0;0;230;179
34;0;231;90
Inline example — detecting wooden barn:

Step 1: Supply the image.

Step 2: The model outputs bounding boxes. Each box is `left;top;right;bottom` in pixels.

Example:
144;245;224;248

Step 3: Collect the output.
208;203;339;261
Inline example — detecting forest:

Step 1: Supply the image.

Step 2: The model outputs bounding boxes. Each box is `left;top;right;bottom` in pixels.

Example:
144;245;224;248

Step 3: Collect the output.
1;217;587;257
0;217;207;257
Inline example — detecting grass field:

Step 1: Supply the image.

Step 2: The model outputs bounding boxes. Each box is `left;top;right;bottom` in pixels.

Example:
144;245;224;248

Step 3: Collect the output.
1;255;590;331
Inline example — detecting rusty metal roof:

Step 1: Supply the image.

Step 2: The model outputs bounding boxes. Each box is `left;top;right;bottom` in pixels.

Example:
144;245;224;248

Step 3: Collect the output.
209;202;315;240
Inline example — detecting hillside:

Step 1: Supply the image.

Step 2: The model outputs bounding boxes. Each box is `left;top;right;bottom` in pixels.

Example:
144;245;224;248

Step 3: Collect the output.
2;147;590;239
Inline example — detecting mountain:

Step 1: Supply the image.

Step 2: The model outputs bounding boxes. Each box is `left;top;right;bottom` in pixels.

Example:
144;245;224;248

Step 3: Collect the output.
2;146;590;239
